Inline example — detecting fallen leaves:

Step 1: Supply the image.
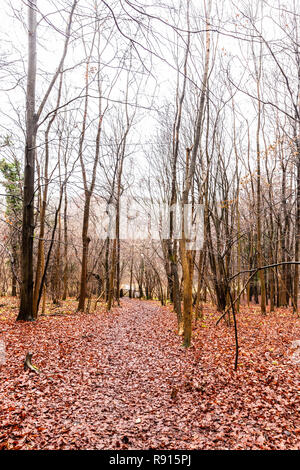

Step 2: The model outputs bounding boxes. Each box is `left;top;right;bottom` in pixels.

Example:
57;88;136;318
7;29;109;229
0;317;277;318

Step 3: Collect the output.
0;297;299;450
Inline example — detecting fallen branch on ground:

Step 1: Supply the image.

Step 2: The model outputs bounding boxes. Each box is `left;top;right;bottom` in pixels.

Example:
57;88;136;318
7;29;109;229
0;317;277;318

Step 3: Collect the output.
24;352;40;374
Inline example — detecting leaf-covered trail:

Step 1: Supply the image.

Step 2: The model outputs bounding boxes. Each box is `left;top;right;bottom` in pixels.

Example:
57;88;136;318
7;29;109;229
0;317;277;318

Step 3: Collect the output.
0;298;299;449
1;299;203;450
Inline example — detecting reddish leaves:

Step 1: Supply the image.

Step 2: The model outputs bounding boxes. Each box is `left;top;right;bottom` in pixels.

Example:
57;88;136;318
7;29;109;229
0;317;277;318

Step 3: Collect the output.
0;298;299;449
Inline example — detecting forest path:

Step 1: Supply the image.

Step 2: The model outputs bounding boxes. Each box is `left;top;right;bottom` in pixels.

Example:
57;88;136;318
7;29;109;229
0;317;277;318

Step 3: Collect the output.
0;298;203;450
1;298;299;450
80;298;198;449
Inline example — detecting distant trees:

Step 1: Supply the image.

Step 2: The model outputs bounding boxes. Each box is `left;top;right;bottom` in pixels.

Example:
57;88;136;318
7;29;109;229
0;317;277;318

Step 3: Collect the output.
0;0;299;345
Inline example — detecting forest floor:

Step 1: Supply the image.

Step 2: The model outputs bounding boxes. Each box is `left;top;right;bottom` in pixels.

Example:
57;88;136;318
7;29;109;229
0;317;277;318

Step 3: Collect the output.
0;296;299;450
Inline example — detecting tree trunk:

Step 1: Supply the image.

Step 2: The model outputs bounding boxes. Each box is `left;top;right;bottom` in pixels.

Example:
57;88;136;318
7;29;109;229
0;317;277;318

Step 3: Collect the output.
78;194;91;311
17;1;37;321
255;54;266;315
294;136;300;314
62;184;68;300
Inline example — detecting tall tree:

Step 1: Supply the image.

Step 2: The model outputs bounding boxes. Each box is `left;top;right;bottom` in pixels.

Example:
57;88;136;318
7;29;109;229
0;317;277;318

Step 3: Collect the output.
17;0;77;321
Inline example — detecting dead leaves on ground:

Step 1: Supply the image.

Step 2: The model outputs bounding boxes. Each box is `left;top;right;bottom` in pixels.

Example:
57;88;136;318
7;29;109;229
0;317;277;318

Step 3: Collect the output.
0;297;299;450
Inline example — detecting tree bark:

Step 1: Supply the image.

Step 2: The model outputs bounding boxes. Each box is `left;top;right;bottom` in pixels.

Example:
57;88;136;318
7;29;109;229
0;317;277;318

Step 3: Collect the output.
17;0;37;321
